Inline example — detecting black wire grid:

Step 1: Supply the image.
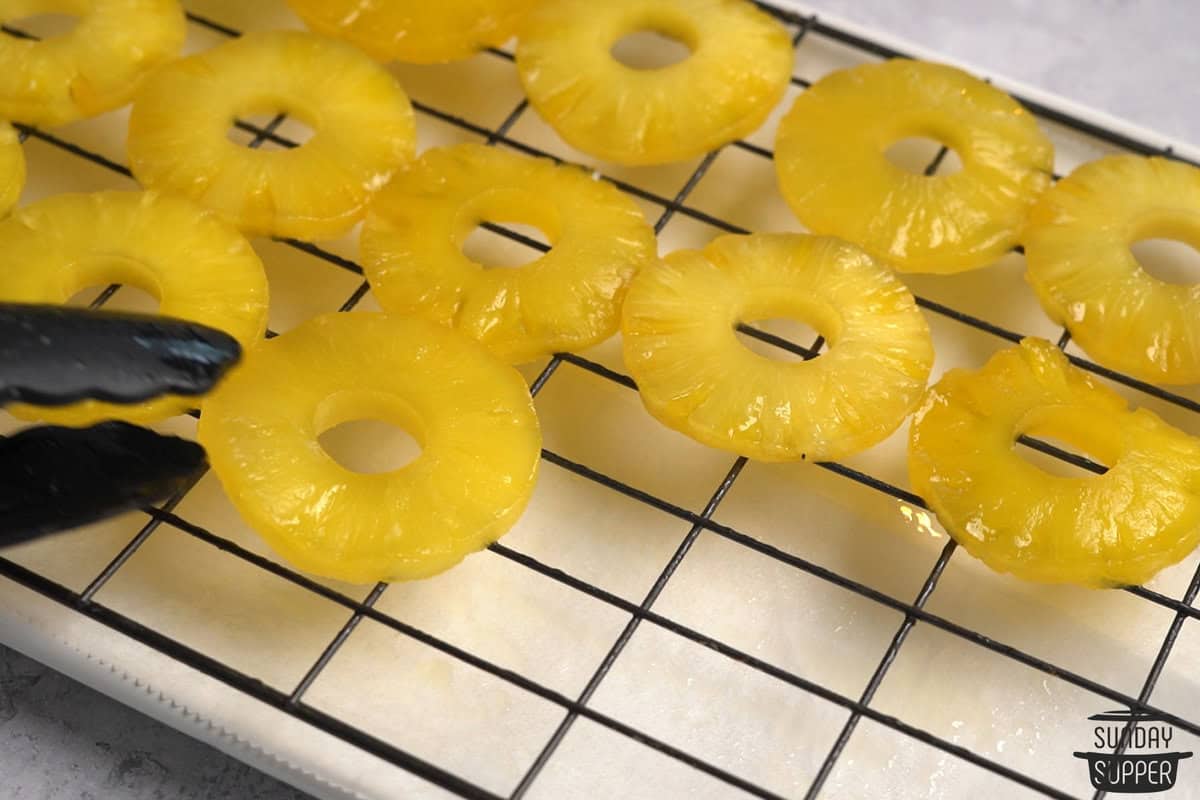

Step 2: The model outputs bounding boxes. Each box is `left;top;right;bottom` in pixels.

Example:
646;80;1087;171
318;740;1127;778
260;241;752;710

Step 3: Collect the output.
2;4;1200;799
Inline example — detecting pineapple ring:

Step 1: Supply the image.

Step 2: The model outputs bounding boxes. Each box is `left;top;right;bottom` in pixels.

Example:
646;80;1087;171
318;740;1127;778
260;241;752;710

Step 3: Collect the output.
1026;155;1200;384
516;0;794;166
622;233;934;461
910;338;1200;587
775;60;1055;273
286;0;538;64
0;190;268;426
0;0;185;127
128;31;416;241
198;312;542;584
361;143;658;363
0;122;24;217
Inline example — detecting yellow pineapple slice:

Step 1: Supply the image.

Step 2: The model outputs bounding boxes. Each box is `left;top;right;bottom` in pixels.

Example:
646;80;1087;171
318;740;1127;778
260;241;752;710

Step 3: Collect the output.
0;0;184;127
776;60;1054;273
909;338;1200;587
1025;155;1200;384
198;312;542;584
0;121;24;216
0;191;268;426
516;0;793;165
128;30;415;241
623;233;934;461
361;143;657;363
286;0;538;64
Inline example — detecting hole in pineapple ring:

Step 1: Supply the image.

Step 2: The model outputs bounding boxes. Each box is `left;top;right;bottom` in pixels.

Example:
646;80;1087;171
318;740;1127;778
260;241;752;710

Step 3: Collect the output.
735;297;841;363
462;222;553;269
884;136;964;176
315;391;424;475
2;12;80;39
61;256;163;314
1013;404;1116;478
318;419;423;474
1129;219;1200;286
225;111;316;149
736;317;823;363
456;188;560;270
611;29;694;70
66;283;160;314
734;290;842;362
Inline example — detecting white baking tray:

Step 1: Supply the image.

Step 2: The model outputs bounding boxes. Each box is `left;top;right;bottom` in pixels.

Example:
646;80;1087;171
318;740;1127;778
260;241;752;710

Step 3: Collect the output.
2;2;1199;799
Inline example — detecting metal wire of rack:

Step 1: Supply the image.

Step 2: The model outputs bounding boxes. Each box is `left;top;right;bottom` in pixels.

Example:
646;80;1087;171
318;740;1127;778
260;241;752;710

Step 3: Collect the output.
1;3;1199;799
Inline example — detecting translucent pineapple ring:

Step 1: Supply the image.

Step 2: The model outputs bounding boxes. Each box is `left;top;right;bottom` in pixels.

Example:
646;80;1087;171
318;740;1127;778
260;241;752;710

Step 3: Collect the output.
0;191;269;426
128;31;416;241
776;59;1054;273
0;0;185;127
198;312;542;584
622;233;934;461
0;122;24;217
910;338;1200;587
362;143;657;363
286;0;538;64
1026;155;1200;384
516;0;794;166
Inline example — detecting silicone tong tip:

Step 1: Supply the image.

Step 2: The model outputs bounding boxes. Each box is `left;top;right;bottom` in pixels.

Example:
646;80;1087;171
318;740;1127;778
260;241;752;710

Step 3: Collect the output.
0;421;205;546
0;304;240;545
0;302;242;408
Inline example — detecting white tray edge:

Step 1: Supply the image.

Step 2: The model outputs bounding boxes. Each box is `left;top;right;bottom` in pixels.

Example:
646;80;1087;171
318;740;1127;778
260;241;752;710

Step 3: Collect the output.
0;579;387;800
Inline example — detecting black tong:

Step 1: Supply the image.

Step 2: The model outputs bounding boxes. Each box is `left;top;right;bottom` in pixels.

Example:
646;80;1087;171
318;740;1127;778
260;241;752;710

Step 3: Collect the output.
0;303;241;546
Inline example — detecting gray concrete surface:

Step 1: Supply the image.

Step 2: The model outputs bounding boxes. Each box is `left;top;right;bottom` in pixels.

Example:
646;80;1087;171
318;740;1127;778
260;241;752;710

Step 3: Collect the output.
2;1;1196;799
806;0;1200;144
0;645;311;800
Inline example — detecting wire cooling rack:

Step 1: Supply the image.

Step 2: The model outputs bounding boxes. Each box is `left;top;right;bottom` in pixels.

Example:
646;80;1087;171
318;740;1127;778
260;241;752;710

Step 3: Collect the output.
2;2;1200;799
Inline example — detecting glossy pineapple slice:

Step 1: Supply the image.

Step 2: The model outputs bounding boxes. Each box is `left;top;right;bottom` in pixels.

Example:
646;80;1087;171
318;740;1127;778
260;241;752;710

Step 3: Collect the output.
0;121;24;217
0;0;184;126
128;31;415;241
516;0;793;165
198;313;542;584
361;143;657;363
0;191;268;426
286;0;538;63
1026;155;1200;384
776;60;1054;273
623;233;934;461
909;338;1200;587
